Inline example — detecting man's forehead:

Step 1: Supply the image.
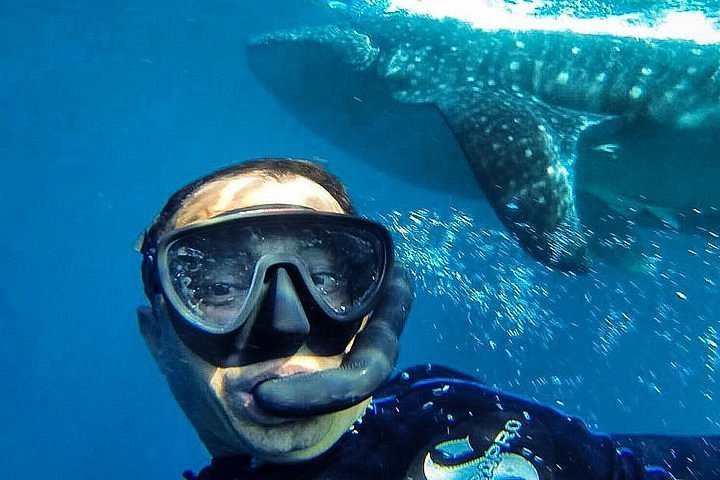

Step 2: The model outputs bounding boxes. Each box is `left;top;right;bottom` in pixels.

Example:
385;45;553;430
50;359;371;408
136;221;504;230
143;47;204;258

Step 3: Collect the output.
170;173;345;229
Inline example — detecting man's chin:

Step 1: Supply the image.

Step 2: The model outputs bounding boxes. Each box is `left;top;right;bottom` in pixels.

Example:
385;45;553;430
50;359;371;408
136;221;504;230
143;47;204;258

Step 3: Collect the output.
226;403;335;462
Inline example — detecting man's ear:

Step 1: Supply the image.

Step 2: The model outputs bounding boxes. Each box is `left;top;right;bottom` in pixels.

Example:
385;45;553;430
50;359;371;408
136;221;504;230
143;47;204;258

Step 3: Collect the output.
137;304;166;365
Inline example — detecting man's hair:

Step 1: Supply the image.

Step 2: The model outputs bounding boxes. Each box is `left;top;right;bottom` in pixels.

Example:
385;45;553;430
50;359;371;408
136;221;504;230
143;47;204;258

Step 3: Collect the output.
144;158;356;246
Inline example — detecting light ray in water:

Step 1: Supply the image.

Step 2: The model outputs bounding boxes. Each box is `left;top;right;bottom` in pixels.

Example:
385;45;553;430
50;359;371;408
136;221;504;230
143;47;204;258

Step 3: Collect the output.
385;0;720;44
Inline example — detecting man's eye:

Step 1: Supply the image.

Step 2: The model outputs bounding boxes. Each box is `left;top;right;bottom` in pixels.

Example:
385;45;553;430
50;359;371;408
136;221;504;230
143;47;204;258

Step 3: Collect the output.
311;272;347;293
311;272;335;288
200;282;241;306
210;283;231;295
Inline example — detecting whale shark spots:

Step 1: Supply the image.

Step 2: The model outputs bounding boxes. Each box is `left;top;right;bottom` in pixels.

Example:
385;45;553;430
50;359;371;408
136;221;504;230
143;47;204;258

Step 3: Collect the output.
247;9;720;271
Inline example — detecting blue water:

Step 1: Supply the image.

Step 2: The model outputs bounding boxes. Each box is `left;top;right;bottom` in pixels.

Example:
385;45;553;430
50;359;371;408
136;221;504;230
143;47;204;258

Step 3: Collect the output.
1;1;718;479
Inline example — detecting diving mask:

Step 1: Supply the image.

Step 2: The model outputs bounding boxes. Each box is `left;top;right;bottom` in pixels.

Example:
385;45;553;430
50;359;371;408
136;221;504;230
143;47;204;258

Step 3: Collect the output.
142;206;394;366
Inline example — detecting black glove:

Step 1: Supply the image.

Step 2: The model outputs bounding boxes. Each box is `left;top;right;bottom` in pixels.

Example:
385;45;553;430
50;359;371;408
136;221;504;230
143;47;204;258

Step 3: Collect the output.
254;265;413;416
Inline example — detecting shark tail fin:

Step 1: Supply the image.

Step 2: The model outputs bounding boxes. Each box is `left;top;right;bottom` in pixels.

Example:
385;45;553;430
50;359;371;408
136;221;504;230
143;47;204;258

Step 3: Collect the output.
434;88;612;272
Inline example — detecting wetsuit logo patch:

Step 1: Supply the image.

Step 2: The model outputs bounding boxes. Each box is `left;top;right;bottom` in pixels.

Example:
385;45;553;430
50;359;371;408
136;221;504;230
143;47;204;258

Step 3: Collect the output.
422;419;539;480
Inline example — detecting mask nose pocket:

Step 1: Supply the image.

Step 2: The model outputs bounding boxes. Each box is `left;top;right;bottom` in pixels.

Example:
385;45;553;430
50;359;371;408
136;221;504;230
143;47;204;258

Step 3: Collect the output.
267;267;311;336
240;267;312;363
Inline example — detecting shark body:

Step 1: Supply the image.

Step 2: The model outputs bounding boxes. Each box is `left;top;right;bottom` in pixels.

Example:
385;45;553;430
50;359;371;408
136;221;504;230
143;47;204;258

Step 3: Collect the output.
247;12;720;272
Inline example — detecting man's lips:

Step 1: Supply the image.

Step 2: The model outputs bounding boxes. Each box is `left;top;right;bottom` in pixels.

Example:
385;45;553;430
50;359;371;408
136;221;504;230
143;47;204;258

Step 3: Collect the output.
225;359;317;392
222;360;317;425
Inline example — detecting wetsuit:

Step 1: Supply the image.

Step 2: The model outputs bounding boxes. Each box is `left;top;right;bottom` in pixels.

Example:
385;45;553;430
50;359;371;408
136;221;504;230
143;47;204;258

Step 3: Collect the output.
186;365;720;480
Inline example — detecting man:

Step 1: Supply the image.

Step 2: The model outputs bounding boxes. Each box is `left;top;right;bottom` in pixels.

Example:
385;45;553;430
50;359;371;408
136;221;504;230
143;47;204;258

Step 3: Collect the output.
137;158;718;479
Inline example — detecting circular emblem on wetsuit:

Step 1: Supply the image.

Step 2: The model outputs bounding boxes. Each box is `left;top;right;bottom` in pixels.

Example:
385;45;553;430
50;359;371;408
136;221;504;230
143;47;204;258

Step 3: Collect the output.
407;412;556;480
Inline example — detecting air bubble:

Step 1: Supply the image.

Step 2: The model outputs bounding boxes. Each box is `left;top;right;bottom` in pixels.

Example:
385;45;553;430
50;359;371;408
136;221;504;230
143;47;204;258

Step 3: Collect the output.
432;384;450;396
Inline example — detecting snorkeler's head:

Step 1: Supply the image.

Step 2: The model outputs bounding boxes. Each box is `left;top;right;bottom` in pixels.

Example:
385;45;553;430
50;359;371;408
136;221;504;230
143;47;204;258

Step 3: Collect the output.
137;158;394;461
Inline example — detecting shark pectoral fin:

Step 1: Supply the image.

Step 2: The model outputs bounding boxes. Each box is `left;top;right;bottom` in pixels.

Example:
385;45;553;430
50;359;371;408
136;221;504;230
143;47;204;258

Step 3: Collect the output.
435;89;600;272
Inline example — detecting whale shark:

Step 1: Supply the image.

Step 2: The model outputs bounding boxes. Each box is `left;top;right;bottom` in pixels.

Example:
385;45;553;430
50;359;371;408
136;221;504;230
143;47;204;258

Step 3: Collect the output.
246;10;720;272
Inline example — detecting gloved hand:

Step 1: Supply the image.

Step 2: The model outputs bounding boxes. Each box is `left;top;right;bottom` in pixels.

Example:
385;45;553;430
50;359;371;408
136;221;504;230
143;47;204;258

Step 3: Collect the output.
254;265;413;416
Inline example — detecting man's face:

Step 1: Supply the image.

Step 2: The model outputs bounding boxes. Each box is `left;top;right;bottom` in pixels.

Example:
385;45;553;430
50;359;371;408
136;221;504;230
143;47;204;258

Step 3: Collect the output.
138;172;370;461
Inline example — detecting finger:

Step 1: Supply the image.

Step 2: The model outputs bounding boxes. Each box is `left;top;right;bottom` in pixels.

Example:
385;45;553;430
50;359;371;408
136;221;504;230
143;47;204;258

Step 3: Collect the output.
254;266;413;416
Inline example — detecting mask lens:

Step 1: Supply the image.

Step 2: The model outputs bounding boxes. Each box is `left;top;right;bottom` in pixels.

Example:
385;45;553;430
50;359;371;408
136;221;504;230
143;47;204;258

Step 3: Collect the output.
166;231;258;329
294;226;383;314
162;213;389;331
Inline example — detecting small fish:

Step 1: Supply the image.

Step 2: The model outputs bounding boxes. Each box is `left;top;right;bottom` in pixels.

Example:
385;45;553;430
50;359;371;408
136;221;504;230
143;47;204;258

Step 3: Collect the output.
592;143;620;154
327;1;348;10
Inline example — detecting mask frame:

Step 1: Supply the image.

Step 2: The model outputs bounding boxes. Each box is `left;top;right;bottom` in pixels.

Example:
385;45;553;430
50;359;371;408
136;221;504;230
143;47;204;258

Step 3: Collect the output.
141;207;394;366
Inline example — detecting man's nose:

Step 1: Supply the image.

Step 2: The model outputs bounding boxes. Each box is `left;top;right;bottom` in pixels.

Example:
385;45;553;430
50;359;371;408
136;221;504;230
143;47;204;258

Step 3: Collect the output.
266;267;311;336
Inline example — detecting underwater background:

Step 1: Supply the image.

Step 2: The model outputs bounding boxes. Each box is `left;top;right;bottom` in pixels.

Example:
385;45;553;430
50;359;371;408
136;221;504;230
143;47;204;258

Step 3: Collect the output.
1;0;718;478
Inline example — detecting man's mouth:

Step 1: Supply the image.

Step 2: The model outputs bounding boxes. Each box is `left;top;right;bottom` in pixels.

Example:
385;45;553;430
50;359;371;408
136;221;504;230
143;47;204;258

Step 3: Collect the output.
222;360;318;425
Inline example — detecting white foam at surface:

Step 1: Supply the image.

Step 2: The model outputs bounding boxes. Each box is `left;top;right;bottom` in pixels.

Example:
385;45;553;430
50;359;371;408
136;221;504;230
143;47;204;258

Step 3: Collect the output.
385;0;720;44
